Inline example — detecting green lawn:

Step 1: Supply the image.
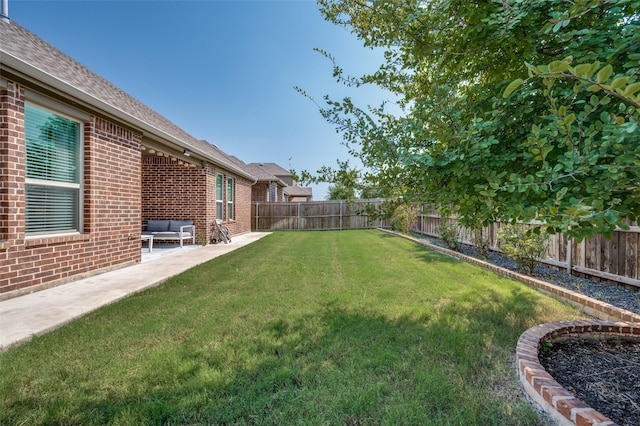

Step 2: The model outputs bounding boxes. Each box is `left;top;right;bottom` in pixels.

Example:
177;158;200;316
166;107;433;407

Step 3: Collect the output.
0;230;586;425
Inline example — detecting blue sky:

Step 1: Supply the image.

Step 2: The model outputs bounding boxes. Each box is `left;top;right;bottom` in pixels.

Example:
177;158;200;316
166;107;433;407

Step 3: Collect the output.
8;0;390;199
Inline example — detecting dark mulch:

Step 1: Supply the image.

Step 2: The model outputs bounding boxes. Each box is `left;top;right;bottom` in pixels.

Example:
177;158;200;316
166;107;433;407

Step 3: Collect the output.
412;234;640;424
538;338;640;426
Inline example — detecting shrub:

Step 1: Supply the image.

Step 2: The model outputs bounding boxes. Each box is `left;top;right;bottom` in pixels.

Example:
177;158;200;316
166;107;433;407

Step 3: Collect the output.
497;224;549;275
470;227;491;257
439;221;462;251
390;204;417;234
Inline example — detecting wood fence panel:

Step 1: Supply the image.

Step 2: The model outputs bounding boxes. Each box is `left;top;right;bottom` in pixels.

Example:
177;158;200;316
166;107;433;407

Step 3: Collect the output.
414;211;639;288
603;233;618;276
252;200;391;232
625;231;638;280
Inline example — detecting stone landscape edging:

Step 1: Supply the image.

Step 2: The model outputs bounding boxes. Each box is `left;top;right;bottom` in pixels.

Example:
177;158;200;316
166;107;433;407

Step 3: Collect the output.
516;321;640;426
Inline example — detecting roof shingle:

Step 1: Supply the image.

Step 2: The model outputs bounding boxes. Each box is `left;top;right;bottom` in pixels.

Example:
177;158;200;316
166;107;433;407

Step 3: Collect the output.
0;19;254;180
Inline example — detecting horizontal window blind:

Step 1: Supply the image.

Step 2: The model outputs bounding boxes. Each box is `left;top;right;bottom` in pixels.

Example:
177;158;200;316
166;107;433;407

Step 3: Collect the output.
25;104;79;183
26;184;79;232
25;103;81;234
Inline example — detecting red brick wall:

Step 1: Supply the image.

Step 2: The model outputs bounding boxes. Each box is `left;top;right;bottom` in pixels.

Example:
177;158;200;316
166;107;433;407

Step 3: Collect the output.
0;82;142;297
229;174;252;235
203;164;252;238
251;182;284;203
0;81;24;247
142;156;207;239
252;182;269;202
142;159;252;244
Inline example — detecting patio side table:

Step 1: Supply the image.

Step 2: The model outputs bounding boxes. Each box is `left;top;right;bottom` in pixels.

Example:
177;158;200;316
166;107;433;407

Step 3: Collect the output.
141;234;154;253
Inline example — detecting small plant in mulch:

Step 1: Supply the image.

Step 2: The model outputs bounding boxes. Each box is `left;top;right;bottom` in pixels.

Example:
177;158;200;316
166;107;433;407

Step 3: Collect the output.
497;224;548;275
470;227;491;258
390;204;417;235
438;221;462;251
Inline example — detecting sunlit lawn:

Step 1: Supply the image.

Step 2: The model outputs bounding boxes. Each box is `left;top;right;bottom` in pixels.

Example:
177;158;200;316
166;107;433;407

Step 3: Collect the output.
0;230;587;425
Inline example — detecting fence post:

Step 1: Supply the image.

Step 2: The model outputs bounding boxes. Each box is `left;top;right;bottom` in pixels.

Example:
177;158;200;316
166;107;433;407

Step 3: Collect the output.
566;237;573;274
255;203;259;231
340;201;343;230
298;202;301;230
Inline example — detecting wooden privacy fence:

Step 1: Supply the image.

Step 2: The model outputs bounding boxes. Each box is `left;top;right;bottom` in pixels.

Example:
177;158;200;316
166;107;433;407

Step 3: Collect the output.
252;200;391;231
414;208;640;289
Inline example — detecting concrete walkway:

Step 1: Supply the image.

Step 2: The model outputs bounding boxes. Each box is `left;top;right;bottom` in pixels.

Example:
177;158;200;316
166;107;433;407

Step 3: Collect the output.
0;232;270;351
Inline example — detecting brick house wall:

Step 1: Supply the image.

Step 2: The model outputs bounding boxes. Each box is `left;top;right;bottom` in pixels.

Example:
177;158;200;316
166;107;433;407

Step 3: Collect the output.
251;182;284;203
142;156;207;242
228;174;252;235
142;159;252;244
0;82;142;297
252;182;269;202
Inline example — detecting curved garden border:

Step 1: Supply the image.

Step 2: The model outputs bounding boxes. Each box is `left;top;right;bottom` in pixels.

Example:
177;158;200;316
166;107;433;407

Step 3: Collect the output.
517;321;640;426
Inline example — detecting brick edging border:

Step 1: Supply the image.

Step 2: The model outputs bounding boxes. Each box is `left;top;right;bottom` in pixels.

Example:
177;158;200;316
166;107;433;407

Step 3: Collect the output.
378;229;640;324
517;321;640;426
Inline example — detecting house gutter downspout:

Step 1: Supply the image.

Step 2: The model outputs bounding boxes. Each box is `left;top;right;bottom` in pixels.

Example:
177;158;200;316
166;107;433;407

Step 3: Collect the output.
1;0;9;23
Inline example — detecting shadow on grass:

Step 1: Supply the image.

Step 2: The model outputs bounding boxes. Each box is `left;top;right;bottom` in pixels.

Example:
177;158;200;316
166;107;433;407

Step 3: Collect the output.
32;288;550;425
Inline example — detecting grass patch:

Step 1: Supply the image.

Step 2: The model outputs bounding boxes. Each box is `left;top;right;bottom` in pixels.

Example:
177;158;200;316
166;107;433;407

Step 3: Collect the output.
0;230;586;425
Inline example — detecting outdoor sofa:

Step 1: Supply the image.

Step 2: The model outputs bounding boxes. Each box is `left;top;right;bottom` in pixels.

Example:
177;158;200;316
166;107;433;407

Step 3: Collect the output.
142;220;196;247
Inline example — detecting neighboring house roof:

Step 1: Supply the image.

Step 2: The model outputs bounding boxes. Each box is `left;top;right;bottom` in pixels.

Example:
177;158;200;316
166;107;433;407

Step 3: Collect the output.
247;162;292;179
243;164;287;186
0;19;255;181
284;186;313;197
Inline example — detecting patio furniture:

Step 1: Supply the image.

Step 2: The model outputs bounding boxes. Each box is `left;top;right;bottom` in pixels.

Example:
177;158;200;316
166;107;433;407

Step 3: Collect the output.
141;234;154;252
142;220;196;247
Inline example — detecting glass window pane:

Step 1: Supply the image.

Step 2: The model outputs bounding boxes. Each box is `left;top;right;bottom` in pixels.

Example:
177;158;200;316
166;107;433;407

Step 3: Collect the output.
25;103;81;234
26;184;79;232
227;177;234;220
25;103;80;184
216;173;223;220
216;174;223;201
227;178;234;202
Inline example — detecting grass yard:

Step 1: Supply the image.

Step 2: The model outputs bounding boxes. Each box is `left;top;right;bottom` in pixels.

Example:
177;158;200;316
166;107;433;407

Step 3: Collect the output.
0;230;587;425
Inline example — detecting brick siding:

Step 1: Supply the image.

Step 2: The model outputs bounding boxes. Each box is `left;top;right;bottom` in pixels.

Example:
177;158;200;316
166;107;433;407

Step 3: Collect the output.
1;79;254;297
142;159;251;244
252;182;284;203
0;82;142;297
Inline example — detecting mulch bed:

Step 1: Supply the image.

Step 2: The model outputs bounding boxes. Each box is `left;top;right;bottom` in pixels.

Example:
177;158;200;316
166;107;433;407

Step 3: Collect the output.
538;338;640;425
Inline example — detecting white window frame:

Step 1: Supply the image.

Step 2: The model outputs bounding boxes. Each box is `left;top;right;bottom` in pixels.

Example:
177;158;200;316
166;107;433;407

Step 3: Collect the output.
24;100;84;236
227;177;234;220
216;173;224;220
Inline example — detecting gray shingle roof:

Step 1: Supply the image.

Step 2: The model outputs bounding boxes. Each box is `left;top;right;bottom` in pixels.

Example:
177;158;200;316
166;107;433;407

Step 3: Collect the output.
0;19;254;180
247;162;292;178
284;186;313;197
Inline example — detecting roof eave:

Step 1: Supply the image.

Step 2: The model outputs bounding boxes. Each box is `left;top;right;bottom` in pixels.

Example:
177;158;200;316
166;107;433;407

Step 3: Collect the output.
0;50;256;181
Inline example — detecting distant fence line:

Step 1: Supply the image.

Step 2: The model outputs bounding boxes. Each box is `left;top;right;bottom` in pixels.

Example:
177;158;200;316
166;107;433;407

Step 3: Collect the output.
251;201;639;289
252;200;391;232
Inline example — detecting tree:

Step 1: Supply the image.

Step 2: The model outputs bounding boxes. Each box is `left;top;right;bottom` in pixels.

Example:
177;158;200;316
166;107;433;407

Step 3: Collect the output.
312;0;640;240
326;182;356;200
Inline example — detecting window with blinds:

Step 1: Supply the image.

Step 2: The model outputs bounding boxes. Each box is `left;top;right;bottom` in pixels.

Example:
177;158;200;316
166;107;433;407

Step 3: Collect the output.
25;103;82;234
227;177;234;220
216;173;224;220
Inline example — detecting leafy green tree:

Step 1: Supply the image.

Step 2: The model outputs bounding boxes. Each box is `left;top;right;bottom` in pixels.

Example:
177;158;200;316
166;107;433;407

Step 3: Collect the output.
326;182;356;200
312;0;640;240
